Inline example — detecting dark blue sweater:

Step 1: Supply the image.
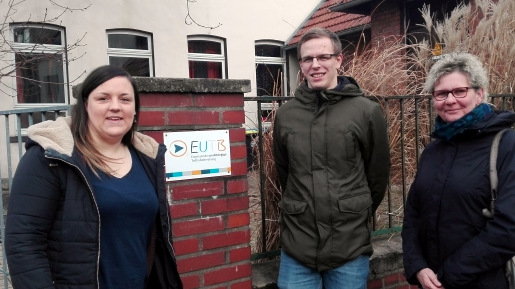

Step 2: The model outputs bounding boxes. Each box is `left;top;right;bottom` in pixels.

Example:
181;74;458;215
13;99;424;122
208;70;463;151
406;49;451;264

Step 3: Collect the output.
87;148;158;289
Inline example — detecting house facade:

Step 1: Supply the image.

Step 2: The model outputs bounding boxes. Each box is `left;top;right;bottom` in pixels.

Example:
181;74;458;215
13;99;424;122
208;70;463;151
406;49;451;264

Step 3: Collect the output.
1;0;471;126
0;0;472;176
284;0;470;75
0;0;322;127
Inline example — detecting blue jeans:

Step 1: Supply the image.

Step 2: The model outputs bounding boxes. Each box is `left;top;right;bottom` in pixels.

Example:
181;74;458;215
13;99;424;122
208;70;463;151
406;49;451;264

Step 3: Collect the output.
277;250;369;289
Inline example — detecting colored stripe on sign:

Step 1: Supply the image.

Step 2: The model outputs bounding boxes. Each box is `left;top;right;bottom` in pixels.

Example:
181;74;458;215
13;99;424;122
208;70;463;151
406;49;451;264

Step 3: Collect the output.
166;167;230;179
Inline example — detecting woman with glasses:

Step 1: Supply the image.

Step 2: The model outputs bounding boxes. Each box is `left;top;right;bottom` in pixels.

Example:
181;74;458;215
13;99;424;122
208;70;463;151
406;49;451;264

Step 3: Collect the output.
402;52;515;289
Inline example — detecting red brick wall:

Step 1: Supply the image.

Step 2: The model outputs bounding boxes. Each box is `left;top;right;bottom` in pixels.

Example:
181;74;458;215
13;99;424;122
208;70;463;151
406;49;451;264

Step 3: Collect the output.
368;270;418;289
371;0;403;41
136;78;252;289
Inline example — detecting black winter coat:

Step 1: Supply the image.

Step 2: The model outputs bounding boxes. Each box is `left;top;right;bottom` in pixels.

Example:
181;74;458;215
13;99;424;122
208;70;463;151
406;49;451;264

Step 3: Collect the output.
402;110;515;289
5;117;182;289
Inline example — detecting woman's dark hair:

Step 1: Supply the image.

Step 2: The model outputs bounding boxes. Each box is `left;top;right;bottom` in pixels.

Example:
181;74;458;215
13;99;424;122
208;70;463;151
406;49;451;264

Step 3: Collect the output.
71;65;140;174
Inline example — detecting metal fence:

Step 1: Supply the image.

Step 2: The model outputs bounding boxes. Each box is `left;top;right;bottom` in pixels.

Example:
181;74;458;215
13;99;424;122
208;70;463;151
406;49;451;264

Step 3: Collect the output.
245;94;515;261
0;96;513;287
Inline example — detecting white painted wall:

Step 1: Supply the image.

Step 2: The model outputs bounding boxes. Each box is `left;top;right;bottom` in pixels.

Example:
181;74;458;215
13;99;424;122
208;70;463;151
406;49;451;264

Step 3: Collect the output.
1;0;319;102
0;0;319;176
0;0;319;122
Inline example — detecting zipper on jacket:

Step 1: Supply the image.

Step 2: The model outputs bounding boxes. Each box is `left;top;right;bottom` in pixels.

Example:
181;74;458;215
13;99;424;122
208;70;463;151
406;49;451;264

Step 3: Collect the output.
46;155;102;289
166;182;176;256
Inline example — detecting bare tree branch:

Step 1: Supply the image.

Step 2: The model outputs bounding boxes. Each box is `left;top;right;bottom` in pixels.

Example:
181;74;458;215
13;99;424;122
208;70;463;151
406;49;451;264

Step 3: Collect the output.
184;0;221;30
0;0;89;100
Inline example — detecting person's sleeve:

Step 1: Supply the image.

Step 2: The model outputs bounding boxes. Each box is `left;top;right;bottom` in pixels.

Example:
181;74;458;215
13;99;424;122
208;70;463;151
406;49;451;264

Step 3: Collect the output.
273;113;289;192
436;131;515;287
5;146;60;289
401;171;427;286
363;104;390;213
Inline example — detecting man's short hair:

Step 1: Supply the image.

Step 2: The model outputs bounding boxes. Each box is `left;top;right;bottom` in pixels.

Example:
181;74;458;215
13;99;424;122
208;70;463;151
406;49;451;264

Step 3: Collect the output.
297;27;342;56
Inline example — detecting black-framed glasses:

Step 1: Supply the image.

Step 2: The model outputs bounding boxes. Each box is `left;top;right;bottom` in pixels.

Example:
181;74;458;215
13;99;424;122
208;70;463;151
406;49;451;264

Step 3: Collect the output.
298;54;338;65
432;87;478;101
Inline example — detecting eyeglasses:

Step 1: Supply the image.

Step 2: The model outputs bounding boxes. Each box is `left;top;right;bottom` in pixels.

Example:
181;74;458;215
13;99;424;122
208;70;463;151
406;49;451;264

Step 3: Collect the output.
432;87;478;101
298;54;338;65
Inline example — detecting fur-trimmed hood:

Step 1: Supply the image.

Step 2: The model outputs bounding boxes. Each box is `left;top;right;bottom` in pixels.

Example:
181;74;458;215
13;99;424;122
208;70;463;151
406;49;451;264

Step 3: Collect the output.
27;116;160;159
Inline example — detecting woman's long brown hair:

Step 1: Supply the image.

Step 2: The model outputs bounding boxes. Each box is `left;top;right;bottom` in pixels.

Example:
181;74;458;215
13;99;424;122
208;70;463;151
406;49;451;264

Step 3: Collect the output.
71;65;140;176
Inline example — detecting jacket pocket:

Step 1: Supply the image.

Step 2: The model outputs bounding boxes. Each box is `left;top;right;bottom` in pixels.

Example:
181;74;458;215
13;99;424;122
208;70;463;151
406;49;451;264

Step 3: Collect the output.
337;192;373;214
279;196;307;215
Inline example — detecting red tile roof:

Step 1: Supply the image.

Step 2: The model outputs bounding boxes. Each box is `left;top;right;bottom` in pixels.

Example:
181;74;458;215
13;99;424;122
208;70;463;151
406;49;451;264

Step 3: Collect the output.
286;0;370;47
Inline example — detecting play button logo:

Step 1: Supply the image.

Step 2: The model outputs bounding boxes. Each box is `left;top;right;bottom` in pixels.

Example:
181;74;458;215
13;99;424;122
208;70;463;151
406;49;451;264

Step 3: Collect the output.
174;144;184;153
169;140;187;157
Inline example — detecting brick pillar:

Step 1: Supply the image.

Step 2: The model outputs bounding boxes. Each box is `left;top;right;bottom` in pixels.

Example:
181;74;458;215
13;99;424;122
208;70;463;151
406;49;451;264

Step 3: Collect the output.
134;77;252;289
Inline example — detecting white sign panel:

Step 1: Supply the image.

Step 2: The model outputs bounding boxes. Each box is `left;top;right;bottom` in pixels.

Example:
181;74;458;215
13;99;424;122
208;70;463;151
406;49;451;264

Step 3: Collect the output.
164;130;231;181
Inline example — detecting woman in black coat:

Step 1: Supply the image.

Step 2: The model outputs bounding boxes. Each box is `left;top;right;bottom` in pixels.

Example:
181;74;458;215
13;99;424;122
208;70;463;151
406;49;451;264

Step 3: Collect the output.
5;65;183;289
402;52;515;289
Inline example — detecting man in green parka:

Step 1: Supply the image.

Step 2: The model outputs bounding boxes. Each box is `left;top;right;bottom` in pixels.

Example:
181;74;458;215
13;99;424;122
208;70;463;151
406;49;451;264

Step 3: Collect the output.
273;27;390;289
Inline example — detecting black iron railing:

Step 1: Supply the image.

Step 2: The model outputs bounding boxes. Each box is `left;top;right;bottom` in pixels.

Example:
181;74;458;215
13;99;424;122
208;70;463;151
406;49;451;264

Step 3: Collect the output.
245;94;515;261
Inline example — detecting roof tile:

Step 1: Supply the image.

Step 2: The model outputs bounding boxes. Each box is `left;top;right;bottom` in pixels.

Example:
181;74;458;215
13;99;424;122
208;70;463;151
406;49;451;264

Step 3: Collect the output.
287;0;370;46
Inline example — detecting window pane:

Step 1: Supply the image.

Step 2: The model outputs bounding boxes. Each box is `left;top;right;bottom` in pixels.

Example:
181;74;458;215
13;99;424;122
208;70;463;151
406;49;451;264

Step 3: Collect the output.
255;45;281;57
13;27;62;45
256;63;282;96
188;61;222;79
188;40;221;54
15;53;65;103
109;56;150;77
108;34;149;50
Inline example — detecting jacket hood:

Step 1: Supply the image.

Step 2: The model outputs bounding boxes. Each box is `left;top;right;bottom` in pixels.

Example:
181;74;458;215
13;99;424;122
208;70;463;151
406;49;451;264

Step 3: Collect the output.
26;116;160;159
295;76;364;105
478;109;515;132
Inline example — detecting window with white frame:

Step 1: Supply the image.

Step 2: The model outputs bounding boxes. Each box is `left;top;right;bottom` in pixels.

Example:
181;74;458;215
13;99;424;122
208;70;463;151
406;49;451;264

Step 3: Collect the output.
187;36;226;79
255;41;284;122
255;42;284;96
107;30;153;77
11;24;68;105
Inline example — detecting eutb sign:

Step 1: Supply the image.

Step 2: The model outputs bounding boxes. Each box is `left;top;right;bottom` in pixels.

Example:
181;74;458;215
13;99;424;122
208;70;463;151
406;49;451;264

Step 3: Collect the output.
163;130;231;181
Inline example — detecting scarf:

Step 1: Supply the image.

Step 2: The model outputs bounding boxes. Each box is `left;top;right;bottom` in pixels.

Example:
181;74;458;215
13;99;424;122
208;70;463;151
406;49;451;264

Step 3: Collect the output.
432;103;492;141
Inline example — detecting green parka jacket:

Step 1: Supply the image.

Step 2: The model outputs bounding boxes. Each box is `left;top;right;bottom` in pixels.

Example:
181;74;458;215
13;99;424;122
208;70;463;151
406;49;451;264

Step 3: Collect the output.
273;76;390;272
